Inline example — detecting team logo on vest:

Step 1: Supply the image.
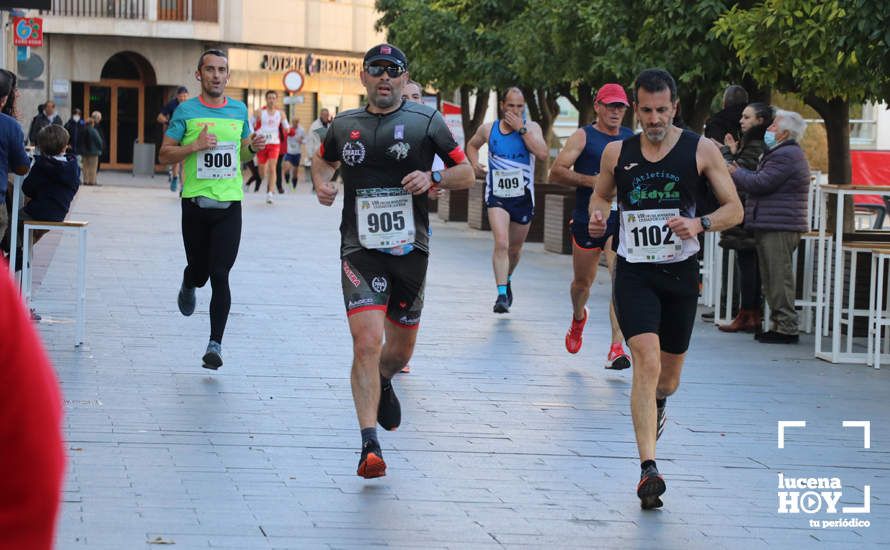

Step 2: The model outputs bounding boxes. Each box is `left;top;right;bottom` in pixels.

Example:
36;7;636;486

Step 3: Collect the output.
387;142;410;161
629;179;681;205
350;130;361;140
371;276;388;293
342;141;366;166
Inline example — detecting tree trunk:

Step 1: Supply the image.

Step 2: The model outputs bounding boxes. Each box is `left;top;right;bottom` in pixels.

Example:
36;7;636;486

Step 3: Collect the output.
806;95;853;231
558;83;595;127
459;86;490;141
521;87;559;181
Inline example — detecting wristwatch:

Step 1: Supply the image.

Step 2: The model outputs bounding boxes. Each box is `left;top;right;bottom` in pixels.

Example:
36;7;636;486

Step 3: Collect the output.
431;170;443;185
700;216;712;231
518;126;528;136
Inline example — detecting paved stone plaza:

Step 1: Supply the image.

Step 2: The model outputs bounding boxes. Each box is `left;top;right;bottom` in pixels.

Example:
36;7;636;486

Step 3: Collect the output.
29;174;889;549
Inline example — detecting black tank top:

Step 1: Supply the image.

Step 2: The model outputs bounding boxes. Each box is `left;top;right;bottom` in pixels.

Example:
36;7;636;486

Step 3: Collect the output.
613;129;707;262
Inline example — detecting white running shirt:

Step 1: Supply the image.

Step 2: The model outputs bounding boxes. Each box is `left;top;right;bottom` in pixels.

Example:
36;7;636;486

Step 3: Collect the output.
251;108;289;144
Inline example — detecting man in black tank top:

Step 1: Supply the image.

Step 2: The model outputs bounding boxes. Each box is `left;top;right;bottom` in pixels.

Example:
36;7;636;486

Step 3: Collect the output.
588;69;743;509
312;44;474;480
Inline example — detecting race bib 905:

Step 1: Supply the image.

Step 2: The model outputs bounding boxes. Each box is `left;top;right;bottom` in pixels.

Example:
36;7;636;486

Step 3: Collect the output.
356;187;416;250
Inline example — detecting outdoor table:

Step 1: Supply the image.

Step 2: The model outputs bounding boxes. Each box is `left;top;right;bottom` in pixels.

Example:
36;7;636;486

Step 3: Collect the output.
815;184;890;363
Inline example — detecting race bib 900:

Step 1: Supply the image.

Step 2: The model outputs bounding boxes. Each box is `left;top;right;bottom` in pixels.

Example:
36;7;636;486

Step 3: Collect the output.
356;187;415;250
622;208;682;262
196;142;238;179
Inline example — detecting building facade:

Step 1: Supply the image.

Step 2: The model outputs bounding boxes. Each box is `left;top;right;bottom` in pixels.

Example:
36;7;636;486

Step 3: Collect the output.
10;0;383;169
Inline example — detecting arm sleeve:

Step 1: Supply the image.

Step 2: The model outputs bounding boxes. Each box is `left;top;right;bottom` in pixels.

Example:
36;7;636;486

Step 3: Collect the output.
21;168;37;197
280;115;290;131
241;106;251;139
732;153;789;196
165;106;186;141
320;121;339;162
427;112;464;167
8;124;30;172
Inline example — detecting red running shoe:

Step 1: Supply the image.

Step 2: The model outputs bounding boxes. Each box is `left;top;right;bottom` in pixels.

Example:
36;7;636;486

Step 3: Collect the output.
357;440;386;479
605;343;631;370
565;307;588;354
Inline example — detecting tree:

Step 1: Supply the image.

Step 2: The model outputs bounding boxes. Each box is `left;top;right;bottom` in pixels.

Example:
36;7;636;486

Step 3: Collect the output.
375;0;523;139
715;0;890;185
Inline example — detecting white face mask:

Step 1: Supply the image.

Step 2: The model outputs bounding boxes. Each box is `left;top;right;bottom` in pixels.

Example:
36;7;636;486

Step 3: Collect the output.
73;115;80;122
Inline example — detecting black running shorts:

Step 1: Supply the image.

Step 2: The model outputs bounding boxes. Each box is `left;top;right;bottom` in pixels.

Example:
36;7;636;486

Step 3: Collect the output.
613;255;699;354
341;248;428;328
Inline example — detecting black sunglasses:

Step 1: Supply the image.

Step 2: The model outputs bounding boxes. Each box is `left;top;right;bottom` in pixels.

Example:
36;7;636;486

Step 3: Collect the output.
365;64;406;78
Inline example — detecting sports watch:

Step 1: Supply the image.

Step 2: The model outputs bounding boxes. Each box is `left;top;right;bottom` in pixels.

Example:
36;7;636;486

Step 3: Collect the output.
700;216;712;231
518;126;528;136
431;170;443;185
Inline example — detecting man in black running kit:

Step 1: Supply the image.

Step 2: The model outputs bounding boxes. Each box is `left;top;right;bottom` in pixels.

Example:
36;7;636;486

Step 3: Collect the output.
589;69;742;509
312;44;474;479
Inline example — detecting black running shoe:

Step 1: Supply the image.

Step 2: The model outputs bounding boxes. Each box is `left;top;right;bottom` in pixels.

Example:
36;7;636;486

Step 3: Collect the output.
377;377;401;431
637;463;666;509
656;402;666;441
357;439;386;479
493;294;510;314
506;282;513;307
178;283;196;316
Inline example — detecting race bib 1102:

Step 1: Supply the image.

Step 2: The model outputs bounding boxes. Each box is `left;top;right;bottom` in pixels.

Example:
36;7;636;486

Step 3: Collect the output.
622;208;682;263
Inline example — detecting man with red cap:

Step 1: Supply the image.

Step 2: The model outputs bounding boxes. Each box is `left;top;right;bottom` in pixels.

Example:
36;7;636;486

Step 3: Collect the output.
549;83;634;368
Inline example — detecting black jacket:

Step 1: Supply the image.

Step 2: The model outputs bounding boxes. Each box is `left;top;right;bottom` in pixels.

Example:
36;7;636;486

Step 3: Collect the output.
28;113;63;146
64;118;86;155
22;154;81;222
704;103;745;143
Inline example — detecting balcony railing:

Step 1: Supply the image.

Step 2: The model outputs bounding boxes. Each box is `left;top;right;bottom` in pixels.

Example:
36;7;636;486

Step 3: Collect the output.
43;0;217;21
45;0;148;19
158;0;217;22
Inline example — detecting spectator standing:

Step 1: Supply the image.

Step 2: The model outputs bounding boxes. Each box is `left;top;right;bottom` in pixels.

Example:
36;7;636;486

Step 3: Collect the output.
717;102;773;333
0;70;30;246
64;108;86;156
303;108;331;185
703;85;748;144
28;100;63;147
82;116;103;186
729;109;810;344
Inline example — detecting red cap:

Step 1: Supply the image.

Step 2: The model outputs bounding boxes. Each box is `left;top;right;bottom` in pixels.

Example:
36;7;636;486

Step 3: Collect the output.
595;83;629;106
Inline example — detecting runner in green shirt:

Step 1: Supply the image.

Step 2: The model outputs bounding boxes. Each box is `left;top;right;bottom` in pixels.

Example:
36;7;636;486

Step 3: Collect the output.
159;49;265;370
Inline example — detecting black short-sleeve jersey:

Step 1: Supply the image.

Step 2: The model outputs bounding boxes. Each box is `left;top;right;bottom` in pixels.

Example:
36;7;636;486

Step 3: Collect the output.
321;101;464;257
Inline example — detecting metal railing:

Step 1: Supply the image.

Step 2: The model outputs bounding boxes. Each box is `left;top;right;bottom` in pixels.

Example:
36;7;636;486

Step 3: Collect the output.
43;0;217;21
44;0;147;19
158;0;217;22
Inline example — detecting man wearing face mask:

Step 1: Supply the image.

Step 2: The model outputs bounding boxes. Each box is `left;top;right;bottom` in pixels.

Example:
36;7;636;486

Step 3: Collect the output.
729;109;810;344
312;44;474;479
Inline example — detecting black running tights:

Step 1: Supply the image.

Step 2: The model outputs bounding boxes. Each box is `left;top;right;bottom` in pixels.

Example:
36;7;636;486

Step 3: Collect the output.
181;199;241;343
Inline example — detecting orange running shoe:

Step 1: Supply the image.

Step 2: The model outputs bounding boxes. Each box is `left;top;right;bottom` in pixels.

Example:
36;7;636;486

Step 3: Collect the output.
357;440;386;479
565;307;588;354
605;342;631;370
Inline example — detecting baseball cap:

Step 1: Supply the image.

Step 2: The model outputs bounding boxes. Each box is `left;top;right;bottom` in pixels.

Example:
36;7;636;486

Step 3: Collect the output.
364;44;408;69
176;86;188;94
595;83;629;106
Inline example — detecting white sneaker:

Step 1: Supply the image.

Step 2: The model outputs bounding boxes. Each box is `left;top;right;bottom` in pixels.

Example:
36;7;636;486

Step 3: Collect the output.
266;192;274;204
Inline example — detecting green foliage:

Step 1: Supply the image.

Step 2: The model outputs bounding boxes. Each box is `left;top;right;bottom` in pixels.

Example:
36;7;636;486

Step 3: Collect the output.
714;0;890;102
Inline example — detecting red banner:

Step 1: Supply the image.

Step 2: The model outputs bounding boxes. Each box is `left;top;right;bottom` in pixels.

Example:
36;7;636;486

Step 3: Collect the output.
13;17;43;47
851;150;890;205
